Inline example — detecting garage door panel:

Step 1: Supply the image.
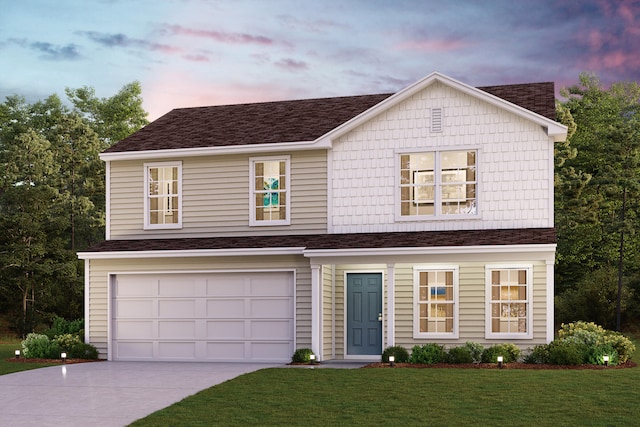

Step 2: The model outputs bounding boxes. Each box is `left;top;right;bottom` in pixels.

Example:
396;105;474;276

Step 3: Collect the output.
116;300;153;317
250;298;293;318
158;342;196;359
207;342;245;360
158;320;196;339
158;299;196;318
207;320;245;339
207;299;245;317
115;320;153;339
250;320;293;340
115;342;154;359
113;272;294;362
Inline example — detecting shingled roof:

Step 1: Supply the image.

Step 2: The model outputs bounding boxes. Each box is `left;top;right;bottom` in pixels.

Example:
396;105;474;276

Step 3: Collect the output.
106;82;556;153
82;228;556;253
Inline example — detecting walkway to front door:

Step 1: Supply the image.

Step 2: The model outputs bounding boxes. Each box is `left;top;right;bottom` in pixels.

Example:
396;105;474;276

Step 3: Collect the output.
346;273;382;356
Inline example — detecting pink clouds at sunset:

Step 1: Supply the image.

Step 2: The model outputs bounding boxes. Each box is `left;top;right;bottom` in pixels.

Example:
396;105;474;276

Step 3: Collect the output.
1;0;639;121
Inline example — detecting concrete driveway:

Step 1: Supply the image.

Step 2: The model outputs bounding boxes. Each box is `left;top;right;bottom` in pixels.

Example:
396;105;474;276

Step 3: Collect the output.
0;361;279;426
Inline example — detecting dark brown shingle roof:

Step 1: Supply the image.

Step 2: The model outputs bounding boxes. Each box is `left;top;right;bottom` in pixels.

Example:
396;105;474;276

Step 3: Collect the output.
82;228;556;253
106;82;556;153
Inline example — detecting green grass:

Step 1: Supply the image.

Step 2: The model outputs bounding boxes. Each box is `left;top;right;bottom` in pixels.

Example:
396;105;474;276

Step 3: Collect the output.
0;341;57;375
131;366;640;426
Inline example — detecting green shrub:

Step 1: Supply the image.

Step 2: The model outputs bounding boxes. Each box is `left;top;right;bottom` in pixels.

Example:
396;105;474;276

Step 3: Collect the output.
291;348;314;363
22;333;62;359
524;344;550;364
53;333;82;351
409;343;445;364
586;344;619;366
382;346;409;363
547;340;586;365
445;346;474;364
461;341;484;363
43;317;84;340
481;343;521;363
557;321;635;363
68;342;99;359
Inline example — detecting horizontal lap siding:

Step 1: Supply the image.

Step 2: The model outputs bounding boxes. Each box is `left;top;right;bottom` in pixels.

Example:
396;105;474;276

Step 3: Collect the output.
321;265;333;359
87;255;312;358
108;150;327;239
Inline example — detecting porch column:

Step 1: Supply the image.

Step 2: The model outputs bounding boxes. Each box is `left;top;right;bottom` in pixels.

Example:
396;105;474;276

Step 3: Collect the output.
386;263;395;347
310;264;322;360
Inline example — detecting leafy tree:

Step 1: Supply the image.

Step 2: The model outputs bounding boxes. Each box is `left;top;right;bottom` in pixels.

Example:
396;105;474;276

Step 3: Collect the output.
0;83;147;335
556;73;640;330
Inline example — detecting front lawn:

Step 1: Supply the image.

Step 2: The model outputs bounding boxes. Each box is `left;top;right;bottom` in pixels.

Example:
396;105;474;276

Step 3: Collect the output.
0;341;57;375
131;363;639;426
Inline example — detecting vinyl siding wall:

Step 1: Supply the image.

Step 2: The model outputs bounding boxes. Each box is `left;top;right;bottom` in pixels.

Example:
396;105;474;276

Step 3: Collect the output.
86;255;312;359
331;80;554;233
108;150;327;239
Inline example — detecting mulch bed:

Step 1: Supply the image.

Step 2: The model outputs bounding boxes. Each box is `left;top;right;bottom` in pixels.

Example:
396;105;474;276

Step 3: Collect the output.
5;357;103;365
364;361;637;370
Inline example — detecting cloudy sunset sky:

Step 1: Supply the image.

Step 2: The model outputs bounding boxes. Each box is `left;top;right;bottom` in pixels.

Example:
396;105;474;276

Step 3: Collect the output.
1;0;639;120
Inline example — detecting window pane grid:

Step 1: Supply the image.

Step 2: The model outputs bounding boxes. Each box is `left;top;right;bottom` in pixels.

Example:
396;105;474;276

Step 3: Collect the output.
418;270;454;334
147;166;179;225
490;269;528;334
252;159;288;222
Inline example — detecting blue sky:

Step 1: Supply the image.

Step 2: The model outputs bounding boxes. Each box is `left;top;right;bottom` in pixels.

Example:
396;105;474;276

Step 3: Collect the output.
1;0;639;120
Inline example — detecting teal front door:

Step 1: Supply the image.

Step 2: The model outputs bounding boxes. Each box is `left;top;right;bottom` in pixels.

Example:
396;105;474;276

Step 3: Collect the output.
346;273;382;356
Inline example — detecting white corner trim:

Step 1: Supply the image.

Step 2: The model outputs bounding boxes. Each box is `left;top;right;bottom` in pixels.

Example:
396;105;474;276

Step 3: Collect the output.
105;161;111;240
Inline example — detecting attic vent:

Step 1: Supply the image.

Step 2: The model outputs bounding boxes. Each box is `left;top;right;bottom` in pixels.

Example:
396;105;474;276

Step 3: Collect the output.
431;107;443;133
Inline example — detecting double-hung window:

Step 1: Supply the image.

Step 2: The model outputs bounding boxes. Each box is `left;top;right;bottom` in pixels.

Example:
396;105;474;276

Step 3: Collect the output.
250;156;290;226
399;150;477;218
486;265;532;339
414;266;459;339
144;161;182;229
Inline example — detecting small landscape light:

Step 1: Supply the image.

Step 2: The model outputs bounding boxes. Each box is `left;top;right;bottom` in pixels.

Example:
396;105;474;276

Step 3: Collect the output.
14;349;20;359
389;355;395;367
497;355;504;369
309;354;316;365
603;355;609;367
61;352;67;363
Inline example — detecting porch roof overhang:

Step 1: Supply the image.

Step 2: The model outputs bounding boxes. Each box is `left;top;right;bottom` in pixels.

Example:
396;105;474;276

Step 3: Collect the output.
78;228;556;260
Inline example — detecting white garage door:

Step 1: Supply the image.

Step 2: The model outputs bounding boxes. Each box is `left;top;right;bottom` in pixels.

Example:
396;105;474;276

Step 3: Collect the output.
112;271;294;362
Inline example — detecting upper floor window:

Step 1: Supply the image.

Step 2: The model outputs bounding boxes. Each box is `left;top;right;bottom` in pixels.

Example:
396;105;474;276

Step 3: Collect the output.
250;156;290;226
413;266;459;339
399;150;477;218
144;161;182;229
485;265;532;339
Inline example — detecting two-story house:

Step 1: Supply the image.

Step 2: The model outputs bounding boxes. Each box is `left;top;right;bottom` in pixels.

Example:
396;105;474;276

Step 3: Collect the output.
78;72;568;363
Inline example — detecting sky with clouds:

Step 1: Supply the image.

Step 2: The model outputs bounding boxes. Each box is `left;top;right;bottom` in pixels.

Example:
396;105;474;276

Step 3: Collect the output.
1;0;639;120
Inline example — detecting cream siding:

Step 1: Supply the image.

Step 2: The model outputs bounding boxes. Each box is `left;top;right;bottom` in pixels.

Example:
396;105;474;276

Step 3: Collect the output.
330;81;554;233
108;151;327;239
86;255;312;359
321;264;334;359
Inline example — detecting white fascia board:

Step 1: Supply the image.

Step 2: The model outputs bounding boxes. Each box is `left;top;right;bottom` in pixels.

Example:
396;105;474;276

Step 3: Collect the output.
78;247;306;260
316;71;568;144
303;244;557;259
99;139;331;161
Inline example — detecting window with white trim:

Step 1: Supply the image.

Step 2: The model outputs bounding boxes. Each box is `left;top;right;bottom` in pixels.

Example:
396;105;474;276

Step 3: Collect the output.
486;265;532;339
144;161;182;229
250;156;290;226
414;266;458;338
399;150;477;217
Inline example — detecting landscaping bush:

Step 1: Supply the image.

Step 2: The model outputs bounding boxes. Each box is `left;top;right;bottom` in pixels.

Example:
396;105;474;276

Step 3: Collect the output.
51;333;99;359
481;343;521;363
382;346;409;363
409;343;445;364
445;346;474;364
523;344;550;364
586;343;619;366
547;340;586;365
42;317;84;340
21;333;62;359
558;321;635;363
461;341;484;363
291;348;314;363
